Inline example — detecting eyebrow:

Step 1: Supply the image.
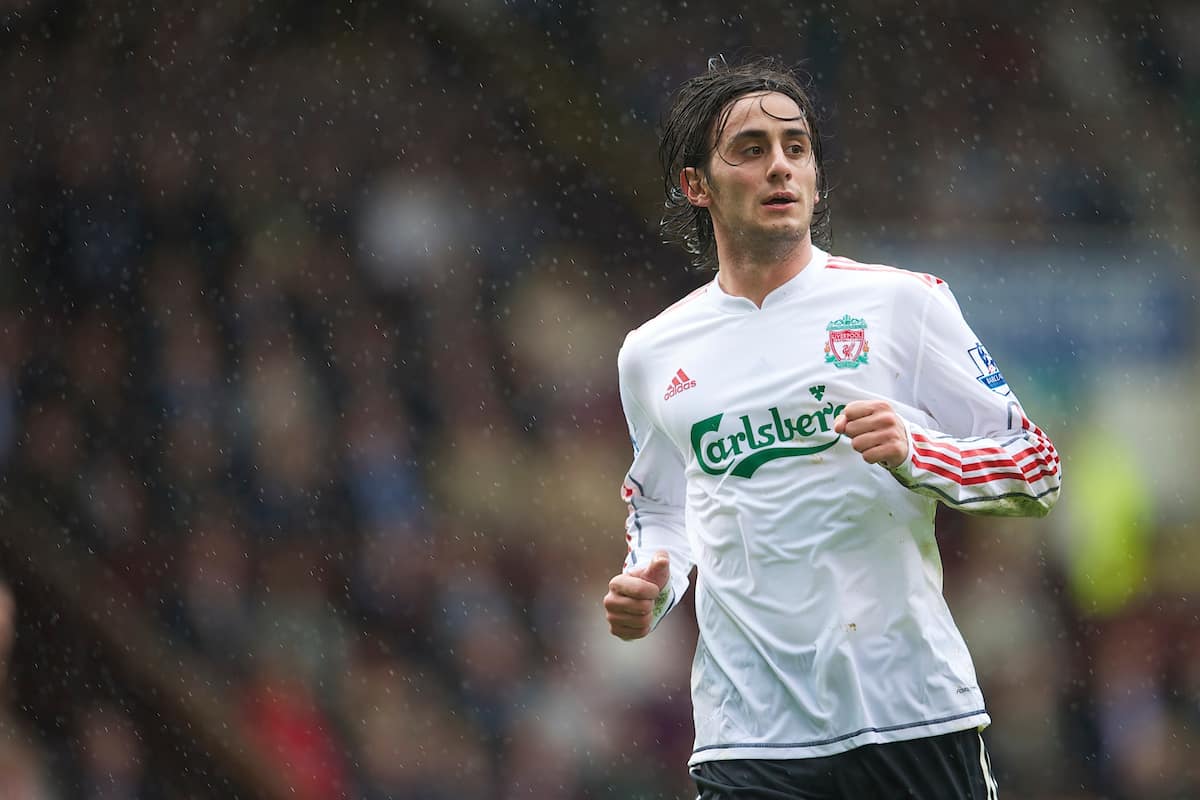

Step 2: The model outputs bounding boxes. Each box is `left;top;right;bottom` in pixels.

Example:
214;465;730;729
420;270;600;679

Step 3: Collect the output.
726;128;811;146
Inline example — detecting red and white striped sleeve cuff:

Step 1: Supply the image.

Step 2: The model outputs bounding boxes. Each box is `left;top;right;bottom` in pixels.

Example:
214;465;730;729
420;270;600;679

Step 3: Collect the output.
889;416;1062;517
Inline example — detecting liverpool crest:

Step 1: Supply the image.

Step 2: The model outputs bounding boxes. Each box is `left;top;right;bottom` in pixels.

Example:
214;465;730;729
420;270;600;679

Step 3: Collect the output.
824;314;869;369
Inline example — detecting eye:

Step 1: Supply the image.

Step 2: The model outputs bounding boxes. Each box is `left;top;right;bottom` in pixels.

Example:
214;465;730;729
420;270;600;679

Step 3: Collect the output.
744;145;764;156
788;144;807;156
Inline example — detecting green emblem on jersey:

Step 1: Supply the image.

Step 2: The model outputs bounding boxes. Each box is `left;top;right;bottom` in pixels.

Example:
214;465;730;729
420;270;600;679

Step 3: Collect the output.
824;314;869;369
690;403;845;478
809;384;826;401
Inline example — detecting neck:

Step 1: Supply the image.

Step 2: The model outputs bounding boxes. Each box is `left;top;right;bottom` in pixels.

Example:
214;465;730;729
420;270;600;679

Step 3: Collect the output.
715;236;815;307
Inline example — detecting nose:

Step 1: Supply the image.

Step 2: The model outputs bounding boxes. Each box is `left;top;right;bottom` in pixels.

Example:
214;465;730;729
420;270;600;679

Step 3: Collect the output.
766;143;792;181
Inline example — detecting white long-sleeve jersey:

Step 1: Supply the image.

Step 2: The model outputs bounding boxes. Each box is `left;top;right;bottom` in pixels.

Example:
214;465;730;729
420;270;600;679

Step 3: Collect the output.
617;247;1061;765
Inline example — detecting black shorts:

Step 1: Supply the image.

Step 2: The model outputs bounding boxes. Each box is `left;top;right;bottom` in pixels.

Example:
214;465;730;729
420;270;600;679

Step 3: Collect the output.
690;728;998;800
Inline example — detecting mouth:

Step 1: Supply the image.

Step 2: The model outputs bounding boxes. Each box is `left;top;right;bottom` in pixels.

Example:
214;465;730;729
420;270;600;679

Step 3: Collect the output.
763;194;797;207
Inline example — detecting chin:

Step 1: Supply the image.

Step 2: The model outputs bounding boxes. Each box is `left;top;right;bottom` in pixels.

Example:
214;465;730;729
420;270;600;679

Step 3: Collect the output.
764;223;807;240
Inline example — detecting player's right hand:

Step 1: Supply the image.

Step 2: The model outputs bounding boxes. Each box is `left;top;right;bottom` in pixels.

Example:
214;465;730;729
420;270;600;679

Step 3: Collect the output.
604;551;671;641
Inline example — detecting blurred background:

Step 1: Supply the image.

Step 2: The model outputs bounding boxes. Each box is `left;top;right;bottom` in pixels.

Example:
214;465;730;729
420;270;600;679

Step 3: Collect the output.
0;0;1197;798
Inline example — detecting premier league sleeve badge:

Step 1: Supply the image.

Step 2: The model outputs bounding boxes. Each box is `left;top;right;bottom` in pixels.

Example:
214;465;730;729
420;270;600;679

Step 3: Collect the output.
967;342;1011;395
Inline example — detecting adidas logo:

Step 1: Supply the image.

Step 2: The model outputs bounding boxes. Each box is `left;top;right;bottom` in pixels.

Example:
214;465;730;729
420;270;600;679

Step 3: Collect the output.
663;368;697;401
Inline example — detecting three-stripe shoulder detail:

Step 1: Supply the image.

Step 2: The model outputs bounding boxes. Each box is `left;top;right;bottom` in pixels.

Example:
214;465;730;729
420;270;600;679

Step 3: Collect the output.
826;256;945;288
630;285;709;333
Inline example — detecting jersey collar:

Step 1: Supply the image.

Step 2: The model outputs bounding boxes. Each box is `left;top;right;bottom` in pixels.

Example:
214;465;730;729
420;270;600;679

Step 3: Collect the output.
709;247;829;314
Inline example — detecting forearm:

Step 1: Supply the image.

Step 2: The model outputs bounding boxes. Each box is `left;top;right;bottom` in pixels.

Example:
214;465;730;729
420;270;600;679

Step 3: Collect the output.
621;484;692;626
889;414;1062;517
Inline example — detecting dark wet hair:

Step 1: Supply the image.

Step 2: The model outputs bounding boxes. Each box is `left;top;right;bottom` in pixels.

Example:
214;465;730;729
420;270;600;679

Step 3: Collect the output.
658;56;831;269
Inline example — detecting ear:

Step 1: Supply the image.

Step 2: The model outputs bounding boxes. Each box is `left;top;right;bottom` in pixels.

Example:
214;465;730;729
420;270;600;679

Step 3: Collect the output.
680;167;710;208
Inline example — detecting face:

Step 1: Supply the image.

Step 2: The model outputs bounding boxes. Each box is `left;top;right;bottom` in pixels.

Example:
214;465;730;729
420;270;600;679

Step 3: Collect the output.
682;91;818;254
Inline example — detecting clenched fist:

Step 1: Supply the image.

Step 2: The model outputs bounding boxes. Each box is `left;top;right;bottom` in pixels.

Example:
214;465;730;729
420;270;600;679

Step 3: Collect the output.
833;399;909;469
604;551;671;640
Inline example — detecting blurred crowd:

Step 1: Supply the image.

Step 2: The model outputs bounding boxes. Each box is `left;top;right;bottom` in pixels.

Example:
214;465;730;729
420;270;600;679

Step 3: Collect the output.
1;1;1198;798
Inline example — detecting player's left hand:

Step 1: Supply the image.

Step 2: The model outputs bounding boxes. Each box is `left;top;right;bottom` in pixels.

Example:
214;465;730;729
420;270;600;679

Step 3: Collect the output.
833;400;909;469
